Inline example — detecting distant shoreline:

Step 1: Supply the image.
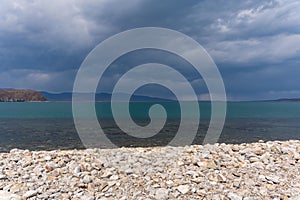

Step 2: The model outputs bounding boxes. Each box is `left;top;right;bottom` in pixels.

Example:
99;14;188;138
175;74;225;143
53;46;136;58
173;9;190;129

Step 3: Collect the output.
1;99;300;103
1;89;299;102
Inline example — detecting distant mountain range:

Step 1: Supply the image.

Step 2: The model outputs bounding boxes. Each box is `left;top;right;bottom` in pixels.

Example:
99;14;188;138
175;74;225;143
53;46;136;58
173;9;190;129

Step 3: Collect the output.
271;98;300;102
40;91;174;102
41;92;300;102
1;89;300;102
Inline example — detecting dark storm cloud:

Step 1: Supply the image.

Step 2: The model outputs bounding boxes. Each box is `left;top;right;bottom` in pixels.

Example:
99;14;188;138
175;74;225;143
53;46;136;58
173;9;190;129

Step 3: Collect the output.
0;0;299;100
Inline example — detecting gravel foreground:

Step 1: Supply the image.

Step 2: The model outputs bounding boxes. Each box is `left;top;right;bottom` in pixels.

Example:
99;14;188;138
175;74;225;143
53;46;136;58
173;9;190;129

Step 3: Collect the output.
0;140;300;200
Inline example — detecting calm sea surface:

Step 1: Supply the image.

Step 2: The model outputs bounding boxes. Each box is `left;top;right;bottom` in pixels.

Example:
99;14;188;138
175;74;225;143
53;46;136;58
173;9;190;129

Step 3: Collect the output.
0;102;299;151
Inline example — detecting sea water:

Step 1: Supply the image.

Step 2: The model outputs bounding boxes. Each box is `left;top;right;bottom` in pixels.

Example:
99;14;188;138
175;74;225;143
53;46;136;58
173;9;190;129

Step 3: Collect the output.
0;101;299;151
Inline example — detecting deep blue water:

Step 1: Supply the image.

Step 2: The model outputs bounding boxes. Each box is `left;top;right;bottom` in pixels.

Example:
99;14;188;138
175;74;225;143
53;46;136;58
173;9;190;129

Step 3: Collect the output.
0;102;299;151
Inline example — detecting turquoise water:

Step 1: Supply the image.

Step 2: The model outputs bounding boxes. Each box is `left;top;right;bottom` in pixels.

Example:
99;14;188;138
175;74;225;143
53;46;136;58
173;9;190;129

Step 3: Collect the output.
0;101;299;151
0;101;300;118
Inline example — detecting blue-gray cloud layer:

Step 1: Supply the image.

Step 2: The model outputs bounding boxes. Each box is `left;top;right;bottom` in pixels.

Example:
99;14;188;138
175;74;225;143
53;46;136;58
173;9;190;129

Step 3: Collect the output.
0;0;299;100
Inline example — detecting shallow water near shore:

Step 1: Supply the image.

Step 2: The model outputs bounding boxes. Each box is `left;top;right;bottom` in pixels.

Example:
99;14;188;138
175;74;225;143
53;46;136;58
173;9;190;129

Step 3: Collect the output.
0;101;299;151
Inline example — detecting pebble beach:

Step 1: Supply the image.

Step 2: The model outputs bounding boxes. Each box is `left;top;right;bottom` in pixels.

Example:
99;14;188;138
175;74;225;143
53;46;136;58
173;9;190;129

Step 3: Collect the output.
0;140;300;200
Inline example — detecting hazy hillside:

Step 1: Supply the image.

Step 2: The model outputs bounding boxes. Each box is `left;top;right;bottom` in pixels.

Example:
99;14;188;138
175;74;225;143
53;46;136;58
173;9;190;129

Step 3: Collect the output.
0;89;47;102
40;91;173;102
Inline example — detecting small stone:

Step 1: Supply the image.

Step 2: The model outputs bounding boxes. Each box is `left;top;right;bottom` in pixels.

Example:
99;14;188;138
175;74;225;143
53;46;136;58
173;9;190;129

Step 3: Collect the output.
217;174;226;183
37;194;49;199
233;181;240;188
191;188;196;193
212;194;221;200
45;165;54;171
253;150;265;156
155;188;169;200
244;197;254;200
104;193;112;197
177;185;189;195
22;174;30;179
9;148;19;153
249;157;260;163
191;178;203;183
252;161;264;169
83;175;92;184
202;153;210;159
196;161;205;168
23;190;38;199
232;171;241;177
265;175;280;184
185;170;197;177
124;168;133;175
101;171;113;178
177;161;184;166
208;175;218;182
44;156;52;161
74;166;81;174
3;184;12;191
9;184;22;193
109;175;119;180
227;192;242;200
232;145;240;152
206;160;218;170
258;175;266;182
99;182;109;191
0;191;21;200
23;149;30;154
80;195;95;200
196;189;206;196
166;180;173;185
0;175;7;180
266;184;276;190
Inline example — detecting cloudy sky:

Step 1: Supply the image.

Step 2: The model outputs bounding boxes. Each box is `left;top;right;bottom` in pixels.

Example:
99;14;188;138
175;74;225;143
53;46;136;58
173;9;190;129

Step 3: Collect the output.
0;0;300;100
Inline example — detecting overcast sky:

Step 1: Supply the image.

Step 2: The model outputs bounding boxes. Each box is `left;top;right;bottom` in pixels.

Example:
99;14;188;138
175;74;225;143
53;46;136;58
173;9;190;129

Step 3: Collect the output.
0;0;300;100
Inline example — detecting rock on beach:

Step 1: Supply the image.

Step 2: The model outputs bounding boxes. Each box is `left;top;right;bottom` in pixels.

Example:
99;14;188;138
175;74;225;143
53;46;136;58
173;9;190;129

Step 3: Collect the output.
0;140;299;199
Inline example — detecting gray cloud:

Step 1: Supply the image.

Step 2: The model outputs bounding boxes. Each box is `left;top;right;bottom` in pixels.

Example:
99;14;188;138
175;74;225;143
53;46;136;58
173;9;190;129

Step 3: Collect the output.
0;69;76;91
0;0;299;99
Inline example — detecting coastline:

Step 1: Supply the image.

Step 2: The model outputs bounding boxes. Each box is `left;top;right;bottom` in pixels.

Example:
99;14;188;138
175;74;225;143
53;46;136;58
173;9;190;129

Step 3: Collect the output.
0;140;300;199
